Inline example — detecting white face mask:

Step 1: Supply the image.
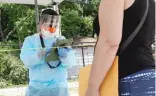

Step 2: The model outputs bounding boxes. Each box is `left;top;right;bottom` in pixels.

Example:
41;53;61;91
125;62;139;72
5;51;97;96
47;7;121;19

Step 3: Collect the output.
41;28;59;39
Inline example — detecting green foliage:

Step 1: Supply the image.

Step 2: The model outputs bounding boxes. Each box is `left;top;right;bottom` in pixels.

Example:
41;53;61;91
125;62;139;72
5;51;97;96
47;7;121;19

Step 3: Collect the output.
0;4;36;42
0;0;100;40
61;9;81;38
61;14;93;37
0;42;28;88
60;0;99;38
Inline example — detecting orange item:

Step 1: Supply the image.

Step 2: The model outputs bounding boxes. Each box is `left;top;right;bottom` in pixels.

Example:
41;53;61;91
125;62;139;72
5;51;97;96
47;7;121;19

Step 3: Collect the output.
79;56;118;96
49;27;56;33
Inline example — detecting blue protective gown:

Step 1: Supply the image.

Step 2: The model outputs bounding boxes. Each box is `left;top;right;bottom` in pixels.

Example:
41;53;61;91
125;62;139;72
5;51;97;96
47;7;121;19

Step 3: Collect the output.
20;33;77;96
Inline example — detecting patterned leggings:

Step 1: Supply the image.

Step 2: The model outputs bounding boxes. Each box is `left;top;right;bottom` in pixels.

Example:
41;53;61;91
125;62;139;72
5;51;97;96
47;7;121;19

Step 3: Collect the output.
119;69;155;96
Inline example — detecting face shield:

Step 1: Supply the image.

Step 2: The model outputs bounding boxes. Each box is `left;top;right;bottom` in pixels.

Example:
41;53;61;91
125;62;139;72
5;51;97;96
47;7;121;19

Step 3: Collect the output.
40;14;61;38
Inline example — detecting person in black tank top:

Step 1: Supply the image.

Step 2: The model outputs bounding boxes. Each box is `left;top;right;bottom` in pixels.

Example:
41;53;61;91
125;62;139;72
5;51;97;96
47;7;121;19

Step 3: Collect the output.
119;0;155;78
90;0;155;96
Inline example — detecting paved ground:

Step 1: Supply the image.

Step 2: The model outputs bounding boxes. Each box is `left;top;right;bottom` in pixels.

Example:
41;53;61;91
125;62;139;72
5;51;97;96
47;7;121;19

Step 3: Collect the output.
0;82;79;96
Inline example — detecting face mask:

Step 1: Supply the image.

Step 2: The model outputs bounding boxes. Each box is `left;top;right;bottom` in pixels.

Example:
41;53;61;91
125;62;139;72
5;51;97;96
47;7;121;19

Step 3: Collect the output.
41;28;59;38
41;29;55;38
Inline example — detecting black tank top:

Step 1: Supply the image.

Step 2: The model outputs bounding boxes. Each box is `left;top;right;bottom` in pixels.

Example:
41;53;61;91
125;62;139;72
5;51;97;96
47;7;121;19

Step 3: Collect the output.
118;0;155;78
93;0;155;79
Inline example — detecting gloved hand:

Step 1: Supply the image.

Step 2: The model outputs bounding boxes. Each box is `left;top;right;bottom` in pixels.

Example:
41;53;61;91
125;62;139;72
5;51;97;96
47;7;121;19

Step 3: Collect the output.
57;48;68;57
57;48;72;57
37;49;46;59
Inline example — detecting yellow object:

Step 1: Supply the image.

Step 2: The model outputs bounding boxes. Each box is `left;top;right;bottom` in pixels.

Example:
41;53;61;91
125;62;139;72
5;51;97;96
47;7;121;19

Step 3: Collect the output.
79;56;118;96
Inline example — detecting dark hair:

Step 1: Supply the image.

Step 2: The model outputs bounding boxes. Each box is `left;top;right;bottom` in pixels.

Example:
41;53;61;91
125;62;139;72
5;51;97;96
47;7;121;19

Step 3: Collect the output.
41;9;58;16
93;15;100;36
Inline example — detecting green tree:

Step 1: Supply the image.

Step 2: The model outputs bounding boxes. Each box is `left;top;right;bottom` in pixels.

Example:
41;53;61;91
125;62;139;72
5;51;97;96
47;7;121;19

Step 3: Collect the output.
60;0;99;38
0;4;36;42
0;42;28;88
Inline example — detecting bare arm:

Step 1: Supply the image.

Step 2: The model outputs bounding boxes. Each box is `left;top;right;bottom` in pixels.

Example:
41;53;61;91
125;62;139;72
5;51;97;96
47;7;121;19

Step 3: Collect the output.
88;0;125;90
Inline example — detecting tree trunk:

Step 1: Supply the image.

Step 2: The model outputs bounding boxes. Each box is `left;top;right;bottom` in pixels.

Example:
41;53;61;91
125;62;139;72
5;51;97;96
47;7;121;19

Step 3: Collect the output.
0;9;5;42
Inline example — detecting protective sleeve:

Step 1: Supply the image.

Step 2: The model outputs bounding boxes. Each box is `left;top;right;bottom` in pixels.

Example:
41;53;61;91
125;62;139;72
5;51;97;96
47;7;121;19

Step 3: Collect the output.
20;36;45;69
59;50;77;68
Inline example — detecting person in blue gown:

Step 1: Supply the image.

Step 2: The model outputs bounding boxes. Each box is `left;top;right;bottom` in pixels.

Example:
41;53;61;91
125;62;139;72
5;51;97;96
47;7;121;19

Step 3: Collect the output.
20;8;77;96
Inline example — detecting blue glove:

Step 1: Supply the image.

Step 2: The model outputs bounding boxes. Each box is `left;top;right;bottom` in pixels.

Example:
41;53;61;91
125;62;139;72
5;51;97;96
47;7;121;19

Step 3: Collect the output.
57;48;68;57
57;48;72;57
